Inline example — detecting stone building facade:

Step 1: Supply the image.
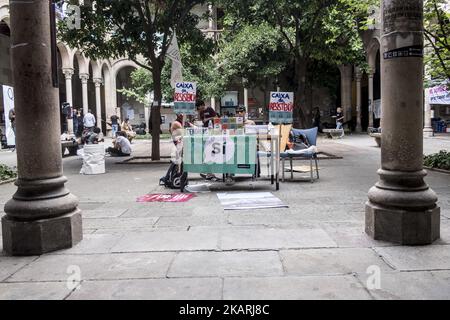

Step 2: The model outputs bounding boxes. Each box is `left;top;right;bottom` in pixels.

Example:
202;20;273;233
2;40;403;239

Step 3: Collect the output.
0;1;386;136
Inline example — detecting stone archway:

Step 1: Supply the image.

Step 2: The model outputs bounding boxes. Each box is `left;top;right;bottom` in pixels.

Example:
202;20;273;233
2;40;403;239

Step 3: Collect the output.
115;65;146;127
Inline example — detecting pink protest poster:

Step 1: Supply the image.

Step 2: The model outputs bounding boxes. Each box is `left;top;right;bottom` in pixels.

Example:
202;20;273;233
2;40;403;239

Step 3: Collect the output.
137;193;195;203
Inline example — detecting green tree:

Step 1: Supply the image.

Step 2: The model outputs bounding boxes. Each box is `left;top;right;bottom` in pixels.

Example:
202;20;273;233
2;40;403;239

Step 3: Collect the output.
118;44;226;108
217;0;374;126
424;0;450;86
58;0;213;160
217;22;289;94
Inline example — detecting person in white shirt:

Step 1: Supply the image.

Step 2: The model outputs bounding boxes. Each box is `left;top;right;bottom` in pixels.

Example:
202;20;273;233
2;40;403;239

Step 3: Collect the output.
106;131;132;157
83;109;96;131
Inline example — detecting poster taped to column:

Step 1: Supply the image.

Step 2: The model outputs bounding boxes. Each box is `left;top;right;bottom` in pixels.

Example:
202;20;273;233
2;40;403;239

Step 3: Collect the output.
269;92;294;124
2;85;15;146
173;82;197;115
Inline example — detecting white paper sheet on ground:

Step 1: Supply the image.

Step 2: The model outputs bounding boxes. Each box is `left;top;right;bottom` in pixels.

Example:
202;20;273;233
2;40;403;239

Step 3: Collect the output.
217;192;288;210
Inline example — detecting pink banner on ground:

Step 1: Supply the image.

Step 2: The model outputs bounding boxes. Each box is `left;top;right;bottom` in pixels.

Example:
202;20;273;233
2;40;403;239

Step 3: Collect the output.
137;193;195;203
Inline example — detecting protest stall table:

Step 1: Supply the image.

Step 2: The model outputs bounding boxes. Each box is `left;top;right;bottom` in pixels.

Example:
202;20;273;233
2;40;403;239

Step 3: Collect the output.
181;125;280;191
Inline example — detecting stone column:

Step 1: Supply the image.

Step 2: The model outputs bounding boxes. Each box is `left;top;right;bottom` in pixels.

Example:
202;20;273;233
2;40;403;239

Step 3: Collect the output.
368;69;375;129
423;88;434;137
339;64;353;126
2;0;82;255
80;73;89;115
210;97;216;111
63;68;74;134
365;0;440;245
93;78;102;130
244;87;249;112
355;67;362;132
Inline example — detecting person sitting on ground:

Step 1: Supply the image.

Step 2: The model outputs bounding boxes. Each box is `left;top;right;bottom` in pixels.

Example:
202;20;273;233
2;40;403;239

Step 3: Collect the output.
85;127;104;145
106;131;132;157
121;118;136;142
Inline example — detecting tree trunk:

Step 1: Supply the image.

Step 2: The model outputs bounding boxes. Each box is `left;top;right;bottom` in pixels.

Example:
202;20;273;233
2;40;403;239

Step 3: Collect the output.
294;57;308;128
151;66;162;161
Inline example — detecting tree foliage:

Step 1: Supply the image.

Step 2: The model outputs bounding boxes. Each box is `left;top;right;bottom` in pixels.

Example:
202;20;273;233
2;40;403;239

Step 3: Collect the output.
424;0;450;86
57;0;213;159
216;0;374;126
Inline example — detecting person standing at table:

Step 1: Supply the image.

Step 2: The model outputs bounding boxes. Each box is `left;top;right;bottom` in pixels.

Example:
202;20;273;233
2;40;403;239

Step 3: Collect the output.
197;100;217;128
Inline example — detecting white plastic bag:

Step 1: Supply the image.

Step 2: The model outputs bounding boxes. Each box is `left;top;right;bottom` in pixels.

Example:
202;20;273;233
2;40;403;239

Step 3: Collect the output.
80;144;106;175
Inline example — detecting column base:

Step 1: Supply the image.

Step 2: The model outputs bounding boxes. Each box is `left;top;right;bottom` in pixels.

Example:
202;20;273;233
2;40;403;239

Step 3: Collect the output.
2;209;82;256
365;201;440;245
423;128;434;137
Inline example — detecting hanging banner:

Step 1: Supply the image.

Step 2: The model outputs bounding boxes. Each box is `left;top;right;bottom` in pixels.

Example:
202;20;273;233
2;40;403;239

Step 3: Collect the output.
166;30;183;88
269;91;294;124
2;85;15;146
173;82;197;115
428;85;450;105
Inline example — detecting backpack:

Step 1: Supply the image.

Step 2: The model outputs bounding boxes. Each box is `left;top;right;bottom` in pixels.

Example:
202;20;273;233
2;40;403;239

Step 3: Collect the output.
159;162;187;190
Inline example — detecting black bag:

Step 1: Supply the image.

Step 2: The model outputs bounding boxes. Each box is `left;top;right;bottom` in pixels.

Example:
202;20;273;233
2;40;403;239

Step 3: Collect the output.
159;162;187;190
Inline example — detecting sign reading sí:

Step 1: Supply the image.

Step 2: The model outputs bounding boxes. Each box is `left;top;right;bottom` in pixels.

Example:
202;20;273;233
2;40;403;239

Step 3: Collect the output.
173;81;197;115
269;92;294;124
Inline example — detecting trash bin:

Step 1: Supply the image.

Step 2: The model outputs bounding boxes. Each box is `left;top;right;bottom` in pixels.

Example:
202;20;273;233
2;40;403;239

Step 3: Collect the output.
80;144;106;175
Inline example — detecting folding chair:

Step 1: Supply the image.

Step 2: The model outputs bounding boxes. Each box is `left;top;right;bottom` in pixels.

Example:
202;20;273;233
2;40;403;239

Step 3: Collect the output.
281;127;319;183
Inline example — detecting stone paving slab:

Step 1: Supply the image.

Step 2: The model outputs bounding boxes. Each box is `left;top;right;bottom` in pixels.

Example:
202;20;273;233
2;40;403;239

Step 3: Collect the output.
49;234;124;255
119;205;196;218
82;217;159;230
280;248;393;276
81;209;128;219
219;228;337;250
0;255;37;282
0;282;72;300
374;245;450;271
7;252;175;282
67;278;223;300
319;221;396;248
92;226;189;235
111;230;219;252
223;275;372;300
356;270;450;300
168;251;283;278
155;215;228;228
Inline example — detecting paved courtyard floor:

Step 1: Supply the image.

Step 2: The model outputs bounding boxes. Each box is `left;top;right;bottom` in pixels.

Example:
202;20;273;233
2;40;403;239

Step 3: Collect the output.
0;134;449;299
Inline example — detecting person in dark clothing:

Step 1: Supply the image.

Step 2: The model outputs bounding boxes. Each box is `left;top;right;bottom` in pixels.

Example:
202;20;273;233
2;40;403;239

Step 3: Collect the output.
110;113;120;138
312;107;321;131
197;100;217;127
76;110;84;137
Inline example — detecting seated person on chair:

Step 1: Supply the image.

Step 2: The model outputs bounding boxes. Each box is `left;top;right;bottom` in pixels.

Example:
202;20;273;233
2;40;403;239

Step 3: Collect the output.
106;131;132;157
286;130;310;151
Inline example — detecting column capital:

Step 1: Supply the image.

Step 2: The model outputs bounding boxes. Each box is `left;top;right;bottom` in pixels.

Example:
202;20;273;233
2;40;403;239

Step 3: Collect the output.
367;67;375;77
93;78;103;86
62;68;74;79
80;73;89;83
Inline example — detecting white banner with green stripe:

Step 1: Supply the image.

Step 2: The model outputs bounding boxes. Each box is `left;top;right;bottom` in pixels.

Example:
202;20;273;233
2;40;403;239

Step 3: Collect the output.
183;135;257;174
